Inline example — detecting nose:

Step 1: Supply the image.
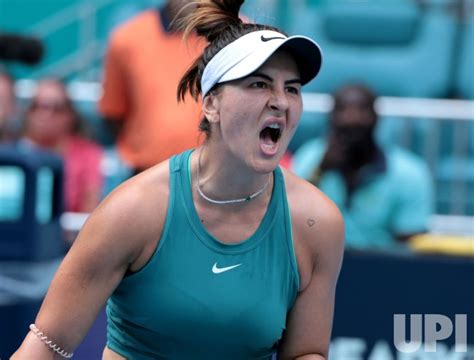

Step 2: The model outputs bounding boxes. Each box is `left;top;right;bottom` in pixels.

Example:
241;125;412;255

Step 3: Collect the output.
268;88;289;113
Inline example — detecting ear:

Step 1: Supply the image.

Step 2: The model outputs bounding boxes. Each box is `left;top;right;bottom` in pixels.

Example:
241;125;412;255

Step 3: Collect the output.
202;93;220;124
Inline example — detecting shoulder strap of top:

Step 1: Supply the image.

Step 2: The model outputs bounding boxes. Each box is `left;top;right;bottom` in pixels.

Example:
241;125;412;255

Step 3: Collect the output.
154;150;192;253
169;150;187;174
275;165;300;298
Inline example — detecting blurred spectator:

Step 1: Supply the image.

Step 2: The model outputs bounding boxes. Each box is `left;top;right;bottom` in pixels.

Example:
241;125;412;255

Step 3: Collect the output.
98;0;205;173
292;84;434;248
0;67;19;142
19;79;103;213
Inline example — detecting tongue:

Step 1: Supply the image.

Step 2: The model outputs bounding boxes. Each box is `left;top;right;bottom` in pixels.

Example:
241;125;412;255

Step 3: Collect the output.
259;131;279;156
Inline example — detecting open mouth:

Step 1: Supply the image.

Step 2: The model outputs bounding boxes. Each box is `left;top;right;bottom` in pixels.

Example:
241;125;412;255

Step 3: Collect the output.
259;123;282;156
260;123;282;144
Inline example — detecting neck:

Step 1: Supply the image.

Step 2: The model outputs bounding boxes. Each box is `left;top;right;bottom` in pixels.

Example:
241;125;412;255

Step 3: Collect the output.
193;146;273;205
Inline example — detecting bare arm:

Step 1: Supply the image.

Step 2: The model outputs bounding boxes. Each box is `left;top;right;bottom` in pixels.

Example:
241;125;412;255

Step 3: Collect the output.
278;176;345;360
11;168;168;359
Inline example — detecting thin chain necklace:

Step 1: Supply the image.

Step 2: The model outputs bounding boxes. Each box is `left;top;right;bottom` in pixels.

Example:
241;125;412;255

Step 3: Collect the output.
195;149;271;205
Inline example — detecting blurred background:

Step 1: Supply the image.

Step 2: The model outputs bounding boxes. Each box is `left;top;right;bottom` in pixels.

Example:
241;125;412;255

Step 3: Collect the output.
0;0;473;359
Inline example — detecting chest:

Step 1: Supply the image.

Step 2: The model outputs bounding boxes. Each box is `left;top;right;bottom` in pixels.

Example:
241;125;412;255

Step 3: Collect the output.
194;201;269;244
111;229;297;358
156;251;287;343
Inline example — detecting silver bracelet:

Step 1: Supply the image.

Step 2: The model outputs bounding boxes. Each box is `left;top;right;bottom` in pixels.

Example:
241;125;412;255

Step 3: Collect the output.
29;324;74;359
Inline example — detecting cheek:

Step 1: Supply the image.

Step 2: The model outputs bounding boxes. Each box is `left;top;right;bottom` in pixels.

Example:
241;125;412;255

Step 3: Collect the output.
221;111;250;140
289;117;298;131
289;102;303;130
220;99;260;136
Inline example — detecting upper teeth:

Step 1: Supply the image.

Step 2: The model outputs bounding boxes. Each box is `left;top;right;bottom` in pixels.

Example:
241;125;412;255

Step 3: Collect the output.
268;123;280;129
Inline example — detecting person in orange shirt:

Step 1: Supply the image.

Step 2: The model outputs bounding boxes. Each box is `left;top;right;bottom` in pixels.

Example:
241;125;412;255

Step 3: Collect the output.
99;0;206;172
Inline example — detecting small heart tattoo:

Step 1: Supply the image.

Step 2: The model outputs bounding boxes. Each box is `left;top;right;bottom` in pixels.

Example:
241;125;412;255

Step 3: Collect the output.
307;219;315;227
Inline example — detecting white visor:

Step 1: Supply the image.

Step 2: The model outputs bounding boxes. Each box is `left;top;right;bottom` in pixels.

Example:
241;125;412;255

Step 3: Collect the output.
201;30;322;97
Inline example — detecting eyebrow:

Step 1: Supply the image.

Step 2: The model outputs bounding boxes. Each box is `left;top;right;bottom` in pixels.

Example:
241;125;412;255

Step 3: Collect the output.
248;72;302;85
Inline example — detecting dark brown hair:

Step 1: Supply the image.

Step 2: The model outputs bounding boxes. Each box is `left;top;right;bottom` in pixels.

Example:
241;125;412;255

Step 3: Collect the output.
176;0;283;137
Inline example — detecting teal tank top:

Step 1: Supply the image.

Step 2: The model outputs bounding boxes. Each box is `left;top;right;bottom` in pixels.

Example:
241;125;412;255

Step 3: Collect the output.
106;150;300;359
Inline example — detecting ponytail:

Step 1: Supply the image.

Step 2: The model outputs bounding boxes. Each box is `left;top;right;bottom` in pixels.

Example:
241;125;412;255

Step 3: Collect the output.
178;0;244;43
177;0;279;102
176;0;280;138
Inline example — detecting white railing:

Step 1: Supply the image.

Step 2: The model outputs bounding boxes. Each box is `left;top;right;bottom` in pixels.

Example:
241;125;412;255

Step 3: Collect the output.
25;0;119;79
15;81;474;119
302;93;474;121
15;79;103;101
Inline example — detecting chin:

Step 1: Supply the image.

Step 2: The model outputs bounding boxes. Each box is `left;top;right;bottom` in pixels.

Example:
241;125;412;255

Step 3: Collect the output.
252;155;283;174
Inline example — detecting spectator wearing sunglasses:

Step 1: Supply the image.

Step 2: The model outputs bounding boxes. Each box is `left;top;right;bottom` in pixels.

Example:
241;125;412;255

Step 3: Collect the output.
20;78;104;213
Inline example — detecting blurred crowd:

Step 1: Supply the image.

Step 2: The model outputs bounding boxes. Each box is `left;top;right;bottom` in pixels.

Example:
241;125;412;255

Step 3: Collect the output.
0;72;434;250
1;0;473;251
1;71;104;213
1;3;472;358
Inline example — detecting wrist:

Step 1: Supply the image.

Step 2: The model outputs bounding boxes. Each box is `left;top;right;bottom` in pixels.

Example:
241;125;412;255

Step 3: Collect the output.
27;324;74;359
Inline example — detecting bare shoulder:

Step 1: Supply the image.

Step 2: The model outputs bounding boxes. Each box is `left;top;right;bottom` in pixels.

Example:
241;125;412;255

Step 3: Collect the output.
282;169;344;245
98;160;170;221
281;168;345;287
74;160;171;270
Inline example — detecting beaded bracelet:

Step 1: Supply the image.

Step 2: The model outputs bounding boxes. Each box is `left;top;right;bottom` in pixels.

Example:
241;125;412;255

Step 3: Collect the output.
29;324;74;359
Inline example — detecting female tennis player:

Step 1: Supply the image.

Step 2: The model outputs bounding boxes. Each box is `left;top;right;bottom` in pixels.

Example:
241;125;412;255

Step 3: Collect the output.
12;1;344;359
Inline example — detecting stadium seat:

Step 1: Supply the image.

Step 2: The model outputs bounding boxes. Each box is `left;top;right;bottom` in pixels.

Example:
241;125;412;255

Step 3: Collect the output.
288;0;458;98
0;145;66;261
0;145;66;357
456;11;474;99
436;155;474;215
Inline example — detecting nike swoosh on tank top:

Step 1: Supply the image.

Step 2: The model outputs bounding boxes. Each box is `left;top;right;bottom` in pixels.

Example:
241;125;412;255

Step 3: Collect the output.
106;149;300;359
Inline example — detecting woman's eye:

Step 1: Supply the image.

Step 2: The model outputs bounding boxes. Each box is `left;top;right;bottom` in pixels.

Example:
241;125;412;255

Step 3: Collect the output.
286;86;300;95
251;81;268;89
